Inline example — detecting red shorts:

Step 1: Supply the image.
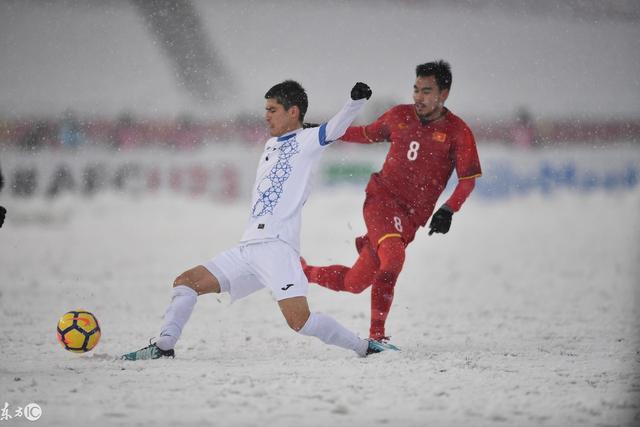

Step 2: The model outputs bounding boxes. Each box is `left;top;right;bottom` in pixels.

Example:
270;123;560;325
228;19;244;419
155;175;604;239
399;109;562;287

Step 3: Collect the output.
362;192;420;248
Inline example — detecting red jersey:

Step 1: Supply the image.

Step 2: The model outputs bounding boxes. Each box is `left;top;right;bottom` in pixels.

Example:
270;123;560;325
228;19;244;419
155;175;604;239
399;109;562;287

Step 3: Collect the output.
342;105;481;223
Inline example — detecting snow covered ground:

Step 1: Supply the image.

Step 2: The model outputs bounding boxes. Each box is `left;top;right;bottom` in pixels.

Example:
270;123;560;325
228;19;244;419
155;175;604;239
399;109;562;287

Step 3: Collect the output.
0;182;639;426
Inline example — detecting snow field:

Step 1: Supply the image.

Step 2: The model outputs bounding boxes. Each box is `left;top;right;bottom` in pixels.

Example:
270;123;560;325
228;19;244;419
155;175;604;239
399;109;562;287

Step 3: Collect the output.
0;187;639;426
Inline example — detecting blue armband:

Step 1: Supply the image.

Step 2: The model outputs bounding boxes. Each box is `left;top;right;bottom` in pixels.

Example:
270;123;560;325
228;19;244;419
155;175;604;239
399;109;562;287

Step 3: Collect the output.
318;123;333;146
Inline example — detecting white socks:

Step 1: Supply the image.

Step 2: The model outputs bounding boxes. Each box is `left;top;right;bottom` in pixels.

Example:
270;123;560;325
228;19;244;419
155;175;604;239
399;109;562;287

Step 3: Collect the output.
156;285;197;351
299;312;369;356
154;288;369;356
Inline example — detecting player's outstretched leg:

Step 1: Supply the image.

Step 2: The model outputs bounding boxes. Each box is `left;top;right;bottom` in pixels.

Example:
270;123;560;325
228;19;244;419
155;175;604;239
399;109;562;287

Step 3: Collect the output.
303;236;379;293
122;266;220;360
369;238;406;340
302;261;350;291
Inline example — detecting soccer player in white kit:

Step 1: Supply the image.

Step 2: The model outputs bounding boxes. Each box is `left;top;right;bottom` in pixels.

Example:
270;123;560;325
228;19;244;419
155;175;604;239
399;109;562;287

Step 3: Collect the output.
122;80;398;360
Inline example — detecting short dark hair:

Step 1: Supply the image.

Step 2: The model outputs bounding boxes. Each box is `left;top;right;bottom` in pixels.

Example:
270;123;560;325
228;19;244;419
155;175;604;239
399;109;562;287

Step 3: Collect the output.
264;80;308;122
416;60;452;91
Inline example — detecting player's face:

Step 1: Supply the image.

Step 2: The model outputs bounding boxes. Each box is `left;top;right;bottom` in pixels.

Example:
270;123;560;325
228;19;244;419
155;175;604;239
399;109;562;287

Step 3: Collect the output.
413;76;449;121
265;98;300;137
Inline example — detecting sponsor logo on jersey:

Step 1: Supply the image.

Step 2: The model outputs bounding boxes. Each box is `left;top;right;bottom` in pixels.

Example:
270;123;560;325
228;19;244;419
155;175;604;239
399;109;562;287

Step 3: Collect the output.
257;224;265;229
281;283;294;291
433;131;447;142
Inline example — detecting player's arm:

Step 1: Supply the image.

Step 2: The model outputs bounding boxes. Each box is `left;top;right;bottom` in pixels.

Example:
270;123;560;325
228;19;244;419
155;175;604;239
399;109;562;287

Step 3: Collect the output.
444;177;476;212
339;110;392;144
429;125;482;236
316;82;372;147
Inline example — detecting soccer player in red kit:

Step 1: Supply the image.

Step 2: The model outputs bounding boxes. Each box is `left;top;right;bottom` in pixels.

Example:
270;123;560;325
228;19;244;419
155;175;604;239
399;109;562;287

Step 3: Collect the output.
303;60;482;340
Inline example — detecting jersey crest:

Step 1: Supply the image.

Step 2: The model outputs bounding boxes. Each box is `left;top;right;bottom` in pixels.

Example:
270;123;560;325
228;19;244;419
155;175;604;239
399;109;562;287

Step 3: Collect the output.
432;131;447;142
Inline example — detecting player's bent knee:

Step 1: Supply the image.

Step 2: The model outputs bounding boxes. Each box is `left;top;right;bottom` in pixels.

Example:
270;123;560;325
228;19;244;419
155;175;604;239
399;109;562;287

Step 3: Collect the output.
284;309;310;332
377;238;406;275
278;297;311;332
287;317;307;332
348;281;370;294
172;265;220;295
173;270;196;288
173;272;189;287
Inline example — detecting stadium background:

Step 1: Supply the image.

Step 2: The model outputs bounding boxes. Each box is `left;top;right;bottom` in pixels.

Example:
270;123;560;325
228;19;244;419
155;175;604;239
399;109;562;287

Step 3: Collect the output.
1;0;639;202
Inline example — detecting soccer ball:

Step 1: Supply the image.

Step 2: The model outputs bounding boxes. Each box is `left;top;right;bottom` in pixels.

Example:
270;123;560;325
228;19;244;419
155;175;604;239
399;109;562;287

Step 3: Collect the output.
56;310;101;353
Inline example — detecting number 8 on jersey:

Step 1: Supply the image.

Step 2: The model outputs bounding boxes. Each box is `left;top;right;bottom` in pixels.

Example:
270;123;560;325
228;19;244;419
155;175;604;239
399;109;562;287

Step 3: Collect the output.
407;141;420;161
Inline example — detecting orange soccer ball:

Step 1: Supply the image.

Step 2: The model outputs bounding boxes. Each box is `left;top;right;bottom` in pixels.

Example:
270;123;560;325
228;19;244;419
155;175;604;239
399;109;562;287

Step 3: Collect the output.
56;310;101;353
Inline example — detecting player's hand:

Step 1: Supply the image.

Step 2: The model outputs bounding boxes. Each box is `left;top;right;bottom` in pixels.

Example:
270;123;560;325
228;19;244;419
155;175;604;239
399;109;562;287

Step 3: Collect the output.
0;206;6;228
428;206;452;235
351;82;372;100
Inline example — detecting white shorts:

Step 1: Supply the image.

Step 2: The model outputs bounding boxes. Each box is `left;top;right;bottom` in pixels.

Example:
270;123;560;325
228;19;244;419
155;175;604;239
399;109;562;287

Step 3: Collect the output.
202;240;308;302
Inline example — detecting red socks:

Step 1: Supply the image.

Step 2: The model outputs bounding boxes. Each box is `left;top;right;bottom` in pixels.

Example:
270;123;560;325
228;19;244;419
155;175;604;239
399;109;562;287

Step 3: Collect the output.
369;238;405;340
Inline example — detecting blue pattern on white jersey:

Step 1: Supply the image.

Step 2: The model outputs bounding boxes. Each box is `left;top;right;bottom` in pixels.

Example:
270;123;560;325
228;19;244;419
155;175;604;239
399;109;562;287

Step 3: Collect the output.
252;136;300;217
240;98;367;252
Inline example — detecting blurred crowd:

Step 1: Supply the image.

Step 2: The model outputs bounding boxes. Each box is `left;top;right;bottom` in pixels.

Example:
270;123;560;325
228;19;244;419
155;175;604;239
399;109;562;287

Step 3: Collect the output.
0;111;267;151
475;108;640;148
1;110;639;151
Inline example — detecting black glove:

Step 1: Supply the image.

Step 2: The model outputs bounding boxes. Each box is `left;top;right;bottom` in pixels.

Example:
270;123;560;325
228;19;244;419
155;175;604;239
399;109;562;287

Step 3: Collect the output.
0;206;6;228
428;206;453;235
351;82;372;100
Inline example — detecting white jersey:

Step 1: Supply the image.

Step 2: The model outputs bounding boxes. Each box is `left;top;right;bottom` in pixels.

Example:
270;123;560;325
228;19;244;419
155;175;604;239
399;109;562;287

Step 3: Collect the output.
240;97;367;252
